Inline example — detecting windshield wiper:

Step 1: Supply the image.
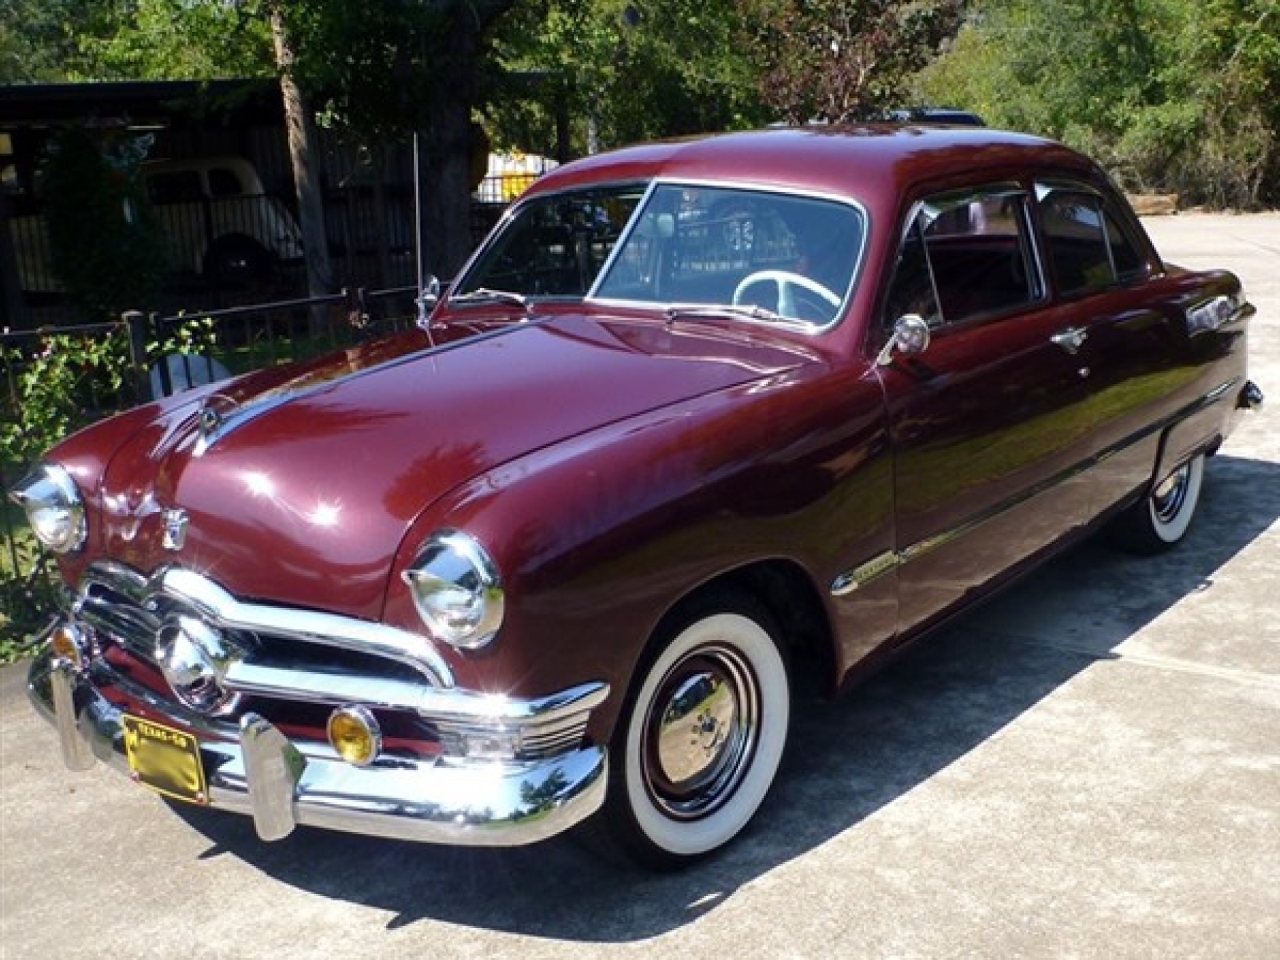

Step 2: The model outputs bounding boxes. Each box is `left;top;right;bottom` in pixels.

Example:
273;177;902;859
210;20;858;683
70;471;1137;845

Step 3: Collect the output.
449;287;529;308
665;303;786;324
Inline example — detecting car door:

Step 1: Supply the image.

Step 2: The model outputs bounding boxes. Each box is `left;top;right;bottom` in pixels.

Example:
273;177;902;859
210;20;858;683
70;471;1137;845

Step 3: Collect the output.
876;184;1098;638
1033;182;1183;508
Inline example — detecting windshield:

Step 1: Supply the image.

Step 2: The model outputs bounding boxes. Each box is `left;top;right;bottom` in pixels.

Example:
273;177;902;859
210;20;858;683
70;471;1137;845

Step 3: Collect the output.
454;182;866;328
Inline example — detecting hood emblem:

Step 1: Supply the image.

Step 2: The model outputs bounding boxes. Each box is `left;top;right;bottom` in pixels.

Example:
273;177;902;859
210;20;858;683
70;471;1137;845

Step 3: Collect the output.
161;508;189;551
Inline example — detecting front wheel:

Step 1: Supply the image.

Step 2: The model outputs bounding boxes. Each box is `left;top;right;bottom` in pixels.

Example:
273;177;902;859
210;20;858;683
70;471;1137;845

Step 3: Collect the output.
602;591;790;868
1109;453;1205;553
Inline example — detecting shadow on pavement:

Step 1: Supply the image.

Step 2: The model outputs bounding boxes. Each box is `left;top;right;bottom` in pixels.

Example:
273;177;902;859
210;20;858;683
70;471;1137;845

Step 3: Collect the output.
166;452;1279;941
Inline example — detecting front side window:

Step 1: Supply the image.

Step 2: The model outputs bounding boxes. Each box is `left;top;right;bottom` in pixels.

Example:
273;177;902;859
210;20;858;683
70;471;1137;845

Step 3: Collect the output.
456;185;647;299
884;185;1040;329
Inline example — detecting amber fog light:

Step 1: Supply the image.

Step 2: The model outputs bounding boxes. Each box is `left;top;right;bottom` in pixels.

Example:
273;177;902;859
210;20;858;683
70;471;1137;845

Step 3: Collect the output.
50;624;85;670
327;705;382;767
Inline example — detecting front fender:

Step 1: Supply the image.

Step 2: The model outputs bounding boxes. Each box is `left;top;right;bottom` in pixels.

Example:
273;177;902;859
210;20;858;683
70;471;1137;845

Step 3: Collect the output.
385;363;892;744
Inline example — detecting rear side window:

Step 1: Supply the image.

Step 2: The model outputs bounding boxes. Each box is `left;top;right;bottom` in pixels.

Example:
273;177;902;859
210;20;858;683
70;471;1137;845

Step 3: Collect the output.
1037;186;1147;295
884;185;1040;329
208;168;245;197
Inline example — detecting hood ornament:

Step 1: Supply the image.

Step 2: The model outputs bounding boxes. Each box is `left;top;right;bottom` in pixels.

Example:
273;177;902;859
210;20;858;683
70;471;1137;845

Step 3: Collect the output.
194;394;238;457
198;404;222;436
161;508;189;551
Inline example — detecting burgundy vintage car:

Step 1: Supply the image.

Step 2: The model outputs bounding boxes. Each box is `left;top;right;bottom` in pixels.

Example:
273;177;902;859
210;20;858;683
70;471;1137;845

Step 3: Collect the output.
14;126;1263;867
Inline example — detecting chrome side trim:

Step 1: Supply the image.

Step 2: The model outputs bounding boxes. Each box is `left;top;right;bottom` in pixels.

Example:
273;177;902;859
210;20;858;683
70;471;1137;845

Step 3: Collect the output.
831;551;900;596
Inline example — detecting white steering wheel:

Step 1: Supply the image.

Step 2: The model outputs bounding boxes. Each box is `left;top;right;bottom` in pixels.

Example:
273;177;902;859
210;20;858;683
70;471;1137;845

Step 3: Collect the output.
732;270;840;319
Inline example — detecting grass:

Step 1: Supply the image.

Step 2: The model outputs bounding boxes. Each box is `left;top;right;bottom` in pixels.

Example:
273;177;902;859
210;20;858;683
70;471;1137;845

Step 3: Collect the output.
0;500;54;665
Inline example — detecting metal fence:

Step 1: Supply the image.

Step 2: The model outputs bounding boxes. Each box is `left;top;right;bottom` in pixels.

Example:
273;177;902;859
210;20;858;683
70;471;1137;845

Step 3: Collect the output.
8;182;510;329
1;285;423;637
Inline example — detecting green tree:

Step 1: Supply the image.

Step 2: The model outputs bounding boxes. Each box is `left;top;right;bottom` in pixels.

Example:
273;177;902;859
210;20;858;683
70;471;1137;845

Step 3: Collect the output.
491;0;769;157
743;0;965;122
85;0;273;79
39;127;169;317
0;0;108;81
917;0;1280;207
1;0;271;82
269;0;519;277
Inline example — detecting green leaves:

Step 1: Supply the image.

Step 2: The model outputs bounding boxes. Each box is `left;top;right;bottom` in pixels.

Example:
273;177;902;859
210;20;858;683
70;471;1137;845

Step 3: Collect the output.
918;0;1280;207
39;128;170;319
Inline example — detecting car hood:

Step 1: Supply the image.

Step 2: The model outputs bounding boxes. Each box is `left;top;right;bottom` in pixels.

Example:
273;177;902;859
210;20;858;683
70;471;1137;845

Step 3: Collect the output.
91;311;816;618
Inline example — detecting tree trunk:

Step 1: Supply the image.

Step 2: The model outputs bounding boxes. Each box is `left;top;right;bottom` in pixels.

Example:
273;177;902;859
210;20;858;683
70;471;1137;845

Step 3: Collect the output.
270;7;333;333
418;20;487;286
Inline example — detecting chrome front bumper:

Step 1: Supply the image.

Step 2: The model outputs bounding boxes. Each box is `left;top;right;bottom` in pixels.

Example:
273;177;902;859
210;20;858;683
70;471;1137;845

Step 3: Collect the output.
27;646;609;847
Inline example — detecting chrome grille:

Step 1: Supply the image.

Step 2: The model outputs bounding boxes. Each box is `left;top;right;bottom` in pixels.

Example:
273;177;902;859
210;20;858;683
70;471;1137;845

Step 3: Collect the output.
64;562;605;764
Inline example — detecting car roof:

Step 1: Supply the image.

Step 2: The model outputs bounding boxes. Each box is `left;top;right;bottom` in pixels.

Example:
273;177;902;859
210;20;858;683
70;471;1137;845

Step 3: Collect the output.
525;126;1102;207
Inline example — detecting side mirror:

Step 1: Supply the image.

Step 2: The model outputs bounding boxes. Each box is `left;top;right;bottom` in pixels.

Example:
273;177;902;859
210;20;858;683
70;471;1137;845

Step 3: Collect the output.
415;275;441;328
876;314;931;366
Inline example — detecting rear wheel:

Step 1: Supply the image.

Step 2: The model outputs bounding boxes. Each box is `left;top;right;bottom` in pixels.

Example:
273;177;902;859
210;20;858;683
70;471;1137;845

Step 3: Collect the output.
601;590;790;868
1109;453;1204;553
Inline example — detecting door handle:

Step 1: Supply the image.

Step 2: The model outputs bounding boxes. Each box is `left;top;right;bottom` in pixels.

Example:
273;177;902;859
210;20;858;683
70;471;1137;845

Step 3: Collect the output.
1051;326;1088;355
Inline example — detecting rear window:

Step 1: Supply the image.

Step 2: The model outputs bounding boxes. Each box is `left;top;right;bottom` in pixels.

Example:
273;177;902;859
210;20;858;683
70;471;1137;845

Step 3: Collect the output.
1037;186;1148;295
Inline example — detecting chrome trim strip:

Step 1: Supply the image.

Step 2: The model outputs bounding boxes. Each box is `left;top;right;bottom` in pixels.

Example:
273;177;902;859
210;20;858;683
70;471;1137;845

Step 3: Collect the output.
831;550;900;596
29;649;610;847
224;659;608;726
1203;379;1235;403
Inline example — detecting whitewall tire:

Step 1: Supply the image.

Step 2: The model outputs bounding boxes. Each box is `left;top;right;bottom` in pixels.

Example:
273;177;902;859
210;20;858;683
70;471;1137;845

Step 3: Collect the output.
1111;453;1205;553
605;593;790;867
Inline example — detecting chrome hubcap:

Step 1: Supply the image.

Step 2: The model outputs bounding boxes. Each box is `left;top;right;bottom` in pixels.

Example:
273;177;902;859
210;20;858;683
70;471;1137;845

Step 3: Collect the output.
642;645;759;820
1152;464;1190;524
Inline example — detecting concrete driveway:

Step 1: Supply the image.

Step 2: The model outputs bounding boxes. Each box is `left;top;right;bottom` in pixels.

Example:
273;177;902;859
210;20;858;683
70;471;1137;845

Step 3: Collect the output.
2;213;1277;960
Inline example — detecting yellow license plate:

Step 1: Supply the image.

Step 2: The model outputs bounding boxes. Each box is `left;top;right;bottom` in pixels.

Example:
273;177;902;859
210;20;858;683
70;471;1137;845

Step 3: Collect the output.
122;714;208;805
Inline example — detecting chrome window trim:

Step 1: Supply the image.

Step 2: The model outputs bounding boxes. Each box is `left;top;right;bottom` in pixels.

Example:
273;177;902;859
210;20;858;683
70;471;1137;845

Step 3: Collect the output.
884;181;1047;333
588;177;871;336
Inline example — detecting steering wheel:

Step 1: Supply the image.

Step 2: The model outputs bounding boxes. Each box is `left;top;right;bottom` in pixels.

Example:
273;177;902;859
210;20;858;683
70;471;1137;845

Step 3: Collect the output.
732;270;840;319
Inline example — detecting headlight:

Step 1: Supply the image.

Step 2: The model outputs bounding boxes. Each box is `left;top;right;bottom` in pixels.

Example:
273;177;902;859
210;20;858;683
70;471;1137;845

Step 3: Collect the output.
9;463;87;554
402;529;504;650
